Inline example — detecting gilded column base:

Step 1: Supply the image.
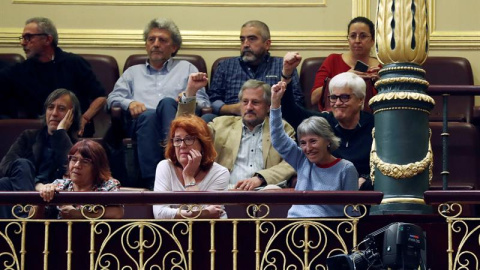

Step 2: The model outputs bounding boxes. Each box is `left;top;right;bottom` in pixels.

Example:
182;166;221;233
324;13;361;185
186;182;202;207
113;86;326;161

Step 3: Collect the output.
371;196;433;215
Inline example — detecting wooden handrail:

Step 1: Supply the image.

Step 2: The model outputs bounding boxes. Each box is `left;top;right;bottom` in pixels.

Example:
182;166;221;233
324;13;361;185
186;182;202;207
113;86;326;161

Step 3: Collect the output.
426;85;480;96
424;190;480;204
0;191;384;205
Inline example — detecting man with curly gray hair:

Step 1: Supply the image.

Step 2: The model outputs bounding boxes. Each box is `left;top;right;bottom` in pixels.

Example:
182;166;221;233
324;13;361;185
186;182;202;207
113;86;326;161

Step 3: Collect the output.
107;18;210;189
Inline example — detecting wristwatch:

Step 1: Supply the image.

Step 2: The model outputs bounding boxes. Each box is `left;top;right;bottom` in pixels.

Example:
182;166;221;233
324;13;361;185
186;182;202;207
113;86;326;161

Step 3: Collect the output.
281;73;293;80
185;180;196;188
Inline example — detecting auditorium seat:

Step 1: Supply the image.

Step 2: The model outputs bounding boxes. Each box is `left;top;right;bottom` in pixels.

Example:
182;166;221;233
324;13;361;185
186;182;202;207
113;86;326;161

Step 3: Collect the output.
423;57;474;122
210;56;232;85
79;54;120;138
0;53;25;66
429;122;480;190
0;119;43;161
110;54;210;187
299;57;326;111
299;57;375;112
123;54;208;90
80;54;119;95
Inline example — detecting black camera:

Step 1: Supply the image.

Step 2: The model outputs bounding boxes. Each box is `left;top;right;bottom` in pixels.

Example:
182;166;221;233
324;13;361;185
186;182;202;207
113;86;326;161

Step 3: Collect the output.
326;223;426;270
326;235;382;270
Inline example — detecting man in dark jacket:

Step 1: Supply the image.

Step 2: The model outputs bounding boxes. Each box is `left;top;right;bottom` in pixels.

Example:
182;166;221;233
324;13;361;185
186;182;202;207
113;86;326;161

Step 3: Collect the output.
0;17;105;137
0;89;81;218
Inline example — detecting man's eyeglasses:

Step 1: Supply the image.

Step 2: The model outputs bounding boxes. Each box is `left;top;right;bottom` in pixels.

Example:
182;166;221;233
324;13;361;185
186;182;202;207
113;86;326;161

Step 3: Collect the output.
172;136;196;147
68;155;93;165
328;94;351;103
347;33;371;41
18;33;48;42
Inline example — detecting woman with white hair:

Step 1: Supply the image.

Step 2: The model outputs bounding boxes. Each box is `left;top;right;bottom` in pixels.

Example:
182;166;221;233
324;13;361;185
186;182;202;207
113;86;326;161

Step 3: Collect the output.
270;80;358;218
280;57;374;191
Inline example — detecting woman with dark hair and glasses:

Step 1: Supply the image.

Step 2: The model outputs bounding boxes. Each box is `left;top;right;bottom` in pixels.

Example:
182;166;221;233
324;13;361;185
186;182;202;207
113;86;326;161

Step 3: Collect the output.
153;114;229;219
31;139;123;219
310;16;381;110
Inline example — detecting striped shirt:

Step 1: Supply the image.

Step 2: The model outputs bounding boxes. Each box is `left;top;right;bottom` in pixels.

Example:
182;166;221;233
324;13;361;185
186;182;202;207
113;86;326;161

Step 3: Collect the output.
228;122;265;189
208;53;304;114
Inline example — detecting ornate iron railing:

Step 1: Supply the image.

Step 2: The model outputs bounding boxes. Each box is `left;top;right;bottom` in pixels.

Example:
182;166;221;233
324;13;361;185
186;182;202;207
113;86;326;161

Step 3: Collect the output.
0;191;382;270
425;190;480;270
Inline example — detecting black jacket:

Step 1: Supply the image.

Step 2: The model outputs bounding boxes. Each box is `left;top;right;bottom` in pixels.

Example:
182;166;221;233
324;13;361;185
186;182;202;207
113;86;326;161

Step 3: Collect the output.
0;47;105;118
280;83;374;183
0;128;74;184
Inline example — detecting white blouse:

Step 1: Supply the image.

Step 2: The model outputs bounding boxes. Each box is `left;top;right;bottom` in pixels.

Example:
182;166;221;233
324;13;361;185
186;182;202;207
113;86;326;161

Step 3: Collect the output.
153;160;230;219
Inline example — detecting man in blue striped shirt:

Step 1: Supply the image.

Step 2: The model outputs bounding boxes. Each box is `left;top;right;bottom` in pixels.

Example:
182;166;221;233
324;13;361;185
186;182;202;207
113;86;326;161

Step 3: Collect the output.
205;20;304;121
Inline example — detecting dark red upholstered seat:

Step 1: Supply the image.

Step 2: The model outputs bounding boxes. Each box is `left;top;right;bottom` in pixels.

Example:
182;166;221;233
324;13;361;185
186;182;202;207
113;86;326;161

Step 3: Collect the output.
79;54;120;138
299;57;326;111
79;54;119;95
0;119;43;160
423;57;474;122
210;56;232;86
0;53;25;66
299;57;376;113
429;122;480;190
123;54;208;91
110;54;210;186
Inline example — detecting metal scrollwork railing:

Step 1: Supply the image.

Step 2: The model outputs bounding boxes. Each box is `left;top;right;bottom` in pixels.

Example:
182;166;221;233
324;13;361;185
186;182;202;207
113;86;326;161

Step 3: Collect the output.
0;191;382;270
438;203;480;270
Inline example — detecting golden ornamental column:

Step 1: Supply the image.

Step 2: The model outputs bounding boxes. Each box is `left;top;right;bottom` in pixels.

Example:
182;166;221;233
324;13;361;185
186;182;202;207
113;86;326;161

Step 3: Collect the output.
370;0;434;214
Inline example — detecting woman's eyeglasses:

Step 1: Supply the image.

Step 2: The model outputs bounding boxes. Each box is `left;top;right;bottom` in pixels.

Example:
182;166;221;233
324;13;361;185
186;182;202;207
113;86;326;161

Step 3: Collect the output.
172;136;196;147
347;33;371;41
68;155;93;165
328;94;351;103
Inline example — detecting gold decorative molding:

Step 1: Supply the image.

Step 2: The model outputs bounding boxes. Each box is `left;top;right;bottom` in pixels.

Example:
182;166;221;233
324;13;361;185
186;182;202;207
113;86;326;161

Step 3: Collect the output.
0;28;349;49
352;0;370;18
376;0;429;65
374;77;430;88
369;92;435;106
371;141;433;181
12;0;326;7
2;0;478;50
1;27;477;50
370;128;434;184
373;107;431;115
378;66;426;75
381;197;426;204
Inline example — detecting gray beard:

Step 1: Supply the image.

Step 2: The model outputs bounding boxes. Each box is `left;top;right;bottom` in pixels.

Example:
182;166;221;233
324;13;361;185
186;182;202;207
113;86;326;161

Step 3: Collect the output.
241;54;257;63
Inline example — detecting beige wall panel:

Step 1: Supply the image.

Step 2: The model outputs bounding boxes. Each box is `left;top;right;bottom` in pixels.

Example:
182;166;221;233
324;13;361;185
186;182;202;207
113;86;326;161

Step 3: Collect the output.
433;0;480;32
1;1;353;32
1;0;478;96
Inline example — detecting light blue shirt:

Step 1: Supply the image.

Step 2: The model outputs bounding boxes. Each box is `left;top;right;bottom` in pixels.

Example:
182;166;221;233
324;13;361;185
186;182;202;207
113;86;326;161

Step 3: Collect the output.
107;58;210;110
270;107;359;218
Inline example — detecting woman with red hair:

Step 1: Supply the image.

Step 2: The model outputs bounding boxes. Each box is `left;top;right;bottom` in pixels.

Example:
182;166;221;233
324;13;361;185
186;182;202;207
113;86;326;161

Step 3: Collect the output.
32;139;123;219
153;114;229;219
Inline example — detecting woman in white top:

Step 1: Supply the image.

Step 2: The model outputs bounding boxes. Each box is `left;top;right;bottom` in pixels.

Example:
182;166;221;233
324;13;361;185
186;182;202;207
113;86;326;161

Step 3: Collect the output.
153;114;230;219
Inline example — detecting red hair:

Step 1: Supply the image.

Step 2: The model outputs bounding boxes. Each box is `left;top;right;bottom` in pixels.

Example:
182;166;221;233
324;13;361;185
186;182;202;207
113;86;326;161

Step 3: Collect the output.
68;139;112;185
165;115;216;171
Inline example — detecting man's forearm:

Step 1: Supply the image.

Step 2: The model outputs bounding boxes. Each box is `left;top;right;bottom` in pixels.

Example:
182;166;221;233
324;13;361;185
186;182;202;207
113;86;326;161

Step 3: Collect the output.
83;97;107;121
219;103;241;116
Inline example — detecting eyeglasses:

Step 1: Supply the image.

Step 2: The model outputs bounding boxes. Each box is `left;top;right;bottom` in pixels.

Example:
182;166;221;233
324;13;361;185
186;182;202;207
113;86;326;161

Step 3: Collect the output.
328;94;351;103
68;155;93;165
172;136;196;147
347;33;371;41
18;33;48;42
